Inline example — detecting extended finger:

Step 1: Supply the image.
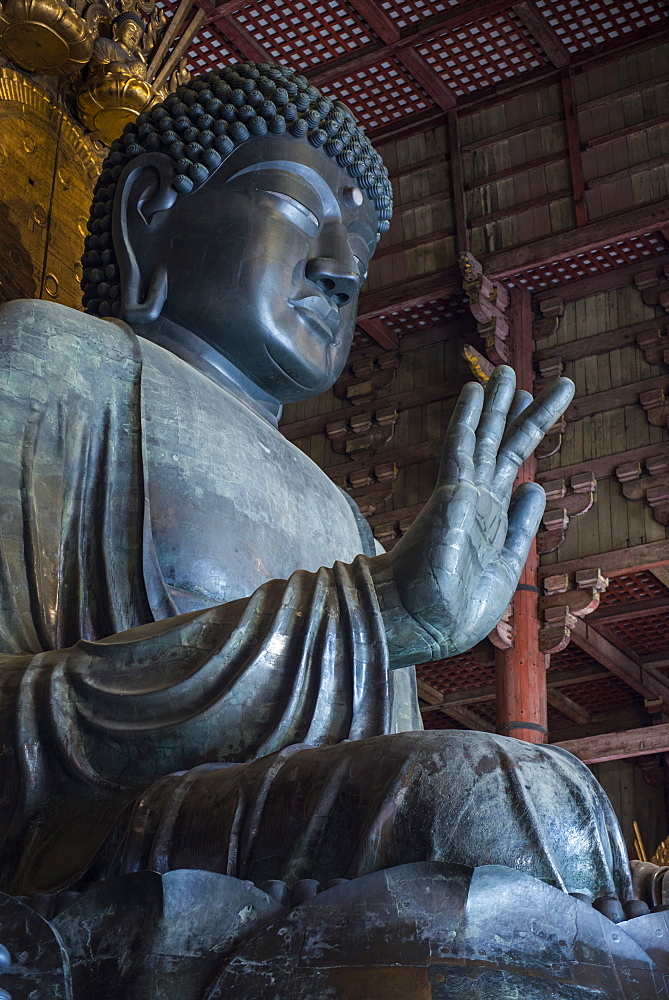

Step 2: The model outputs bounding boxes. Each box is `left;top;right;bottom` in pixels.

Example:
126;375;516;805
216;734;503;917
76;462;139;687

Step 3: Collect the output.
472;366;517;489
499;481;546;584
506;389;533;428
437;380;484;487
492;377;575;499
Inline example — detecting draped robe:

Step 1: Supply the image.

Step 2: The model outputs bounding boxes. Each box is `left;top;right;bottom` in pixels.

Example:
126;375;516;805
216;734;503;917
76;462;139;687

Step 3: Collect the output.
0;299;632;902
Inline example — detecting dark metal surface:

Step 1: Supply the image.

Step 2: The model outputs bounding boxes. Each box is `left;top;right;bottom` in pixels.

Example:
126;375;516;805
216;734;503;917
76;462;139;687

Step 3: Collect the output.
0;63;663;996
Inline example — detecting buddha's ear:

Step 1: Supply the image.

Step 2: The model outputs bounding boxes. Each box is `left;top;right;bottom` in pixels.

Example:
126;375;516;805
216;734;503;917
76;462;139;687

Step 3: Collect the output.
112;152;178;324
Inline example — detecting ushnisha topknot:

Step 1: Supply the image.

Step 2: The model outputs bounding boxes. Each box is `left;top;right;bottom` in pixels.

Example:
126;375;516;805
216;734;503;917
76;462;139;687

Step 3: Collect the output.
81;61;393;318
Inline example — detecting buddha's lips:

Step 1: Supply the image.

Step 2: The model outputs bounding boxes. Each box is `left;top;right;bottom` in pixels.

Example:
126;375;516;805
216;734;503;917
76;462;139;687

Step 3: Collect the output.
288;295;339;339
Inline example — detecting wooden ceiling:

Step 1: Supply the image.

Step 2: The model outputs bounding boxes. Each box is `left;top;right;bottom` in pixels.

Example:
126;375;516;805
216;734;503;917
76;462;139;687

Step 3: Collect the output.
172;0;667;137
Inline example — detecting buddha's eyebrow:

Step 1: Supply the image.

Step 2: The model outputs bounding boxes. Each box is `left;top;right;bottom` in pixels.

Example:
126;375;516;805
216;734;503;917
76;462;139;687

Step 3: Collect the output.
226;160;340;216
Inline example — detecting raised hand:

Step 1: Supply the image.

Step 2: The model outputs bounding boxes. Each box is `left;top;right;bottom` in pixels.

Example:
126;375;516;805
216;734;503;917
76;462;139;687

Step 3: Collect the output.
370;366;575;669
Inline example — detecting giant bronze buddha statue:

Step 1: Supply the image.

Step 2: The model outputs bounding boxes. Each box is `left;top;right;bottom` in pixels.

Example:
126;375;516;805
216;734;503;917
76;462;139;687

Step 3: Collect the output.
0;62;666;999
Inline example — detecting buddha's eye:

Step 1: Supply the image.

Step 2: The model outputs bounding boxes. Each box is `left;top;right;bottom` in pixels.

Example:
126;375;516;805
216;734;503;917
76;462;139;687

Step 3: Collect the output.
263;190;319;231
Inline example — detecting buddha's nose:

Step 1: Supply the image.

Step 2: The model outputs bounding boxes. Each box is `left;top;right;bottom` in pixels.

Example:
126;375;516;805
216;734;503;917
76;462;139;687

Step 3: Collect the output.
305;258;359;306
305;226;360;307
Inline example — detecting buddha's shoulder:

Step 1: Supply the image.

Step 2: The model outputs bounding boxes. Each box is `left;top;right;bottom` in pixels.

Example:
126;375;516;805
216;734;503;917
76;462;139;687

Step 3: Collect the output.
0;299;139;372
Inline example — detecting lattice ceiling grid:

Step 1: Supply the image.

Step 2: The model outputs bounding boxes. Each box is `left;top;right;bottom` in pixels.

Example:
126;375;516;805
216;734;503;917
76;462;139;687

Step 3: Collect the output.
560;676;643;713
320;60;433;128
417;653;495;693
534;0;667;53
599;570;669;606
379;293;470;337
234;0;377;68
510;233;669;292
603;613;669;655
417;8;549;98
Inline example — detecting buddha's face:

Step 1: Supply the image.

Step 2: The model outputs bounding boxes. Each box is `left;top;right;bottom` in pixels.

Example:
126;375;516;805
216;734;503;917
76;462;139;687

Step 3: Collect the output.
115;20;142;50
152;136;380;402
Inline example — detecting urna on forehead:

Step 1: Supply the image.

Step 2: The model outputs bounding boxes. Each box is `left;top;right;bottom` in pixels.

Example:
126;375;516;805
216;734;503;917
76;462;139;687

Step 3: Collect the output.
81;61;393;319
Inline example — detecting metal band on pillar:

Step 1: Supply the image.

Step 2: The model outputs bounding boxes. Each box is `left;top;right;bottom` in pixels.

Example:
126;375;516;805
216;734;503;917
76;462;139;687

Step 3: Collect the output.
496;721;549;735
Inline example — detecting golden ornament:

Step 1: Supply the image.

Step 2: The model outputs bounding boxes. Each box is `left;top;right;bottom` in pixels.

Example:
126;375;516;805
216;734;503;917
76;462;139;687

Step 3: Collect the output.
0;0;93;74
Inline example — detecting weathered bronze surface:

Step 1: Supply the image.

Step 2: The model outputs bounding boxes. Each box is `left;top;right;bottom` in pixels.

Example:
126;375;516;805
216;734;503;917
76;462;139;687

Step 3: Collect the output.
0;62;667;997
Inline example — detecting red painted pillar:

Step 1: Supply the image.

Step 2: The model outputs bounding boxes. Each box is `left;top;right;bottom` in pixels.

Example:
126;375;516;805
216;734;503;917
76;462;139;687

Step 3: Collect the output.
496;287;548;745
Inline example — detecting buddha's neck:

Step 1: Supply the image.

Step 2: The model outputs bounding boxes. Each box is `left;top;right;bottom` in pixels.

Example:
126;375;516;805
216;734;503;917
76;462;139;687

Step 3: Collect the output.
132;316;283;426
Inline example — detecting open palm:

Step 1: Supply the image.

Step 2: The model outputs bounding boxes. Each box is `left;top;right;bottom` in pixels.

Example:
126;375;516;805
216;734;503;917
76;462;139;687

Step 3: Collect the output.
372;366;575;669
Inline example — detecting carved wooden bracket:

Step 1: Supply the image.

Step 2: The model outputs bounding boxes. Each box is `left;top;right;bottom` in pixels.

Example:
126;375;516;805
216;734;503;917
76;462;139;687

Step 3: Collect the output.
636;327;669;367
333;350;401;404
639;386;669;430
372;510;415;548
634;263;669;313
616;450;669;525
326;407;399;459
535;416;567;460
332;462;399;518
538;568;609;653
537;472;597;553
488;604;513;649
458;252;510;365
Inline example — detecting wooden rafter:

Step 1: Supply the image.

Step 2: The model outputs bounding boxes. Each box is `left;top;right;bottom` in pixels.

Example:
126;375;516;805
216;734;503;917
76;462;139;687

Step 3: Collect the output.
512;1;570;69
560;70;587;228
538;539;669;581
356;317;399;351
358;200;669;321
398;48;456;111
556;721;669;764
305;0;519;88
570;618;669;706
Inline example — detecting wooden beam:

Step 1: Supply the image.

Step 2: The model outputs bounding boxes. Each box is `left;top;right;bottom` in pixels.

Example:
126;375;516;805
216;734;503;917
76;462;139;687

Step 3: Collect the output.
400;48;457;111
203;0;243;18
589;595;669;623
482;198;669;279
373;225;455;260
536;443;669;488
582;112;669;150
358;269;461;320
560;70;587;227
356;317;399;350
640;651;669;670
547;687;591;726
569;618;669;703
213;13;269;61
534;316;668;358
307;0;516;87
282;380;458;443
533;253;669;305
473;188;572;228
421;682;497;712
513;1;570;68
539;539;669;580
147;0;194;80
566;372;669;423
555;722;669;764
579;70;669;114
586;153;669;191
152;6;207;91
461;113;563;153
417;677;495;732
447;111;468;254
466;152;566;192
345;0;400;44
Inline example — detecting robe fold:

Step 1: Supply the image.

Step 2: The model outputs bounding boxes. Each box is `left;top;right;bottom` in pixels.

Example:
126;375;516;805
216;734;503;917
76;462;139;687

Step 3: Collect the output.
0;299;633;903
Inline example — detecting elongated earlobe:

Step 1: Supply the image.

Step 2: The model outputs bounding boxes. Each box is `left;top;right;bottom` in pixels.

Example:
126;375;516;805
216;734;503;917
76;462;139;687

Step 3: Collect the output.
112;152;177;324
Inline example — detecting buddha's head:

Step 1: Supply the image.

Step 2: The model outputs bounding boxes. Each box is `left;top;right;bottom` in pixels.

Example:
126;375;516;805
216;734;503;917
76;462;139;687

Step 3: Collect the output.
111;12;144;52
81;62;393;403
